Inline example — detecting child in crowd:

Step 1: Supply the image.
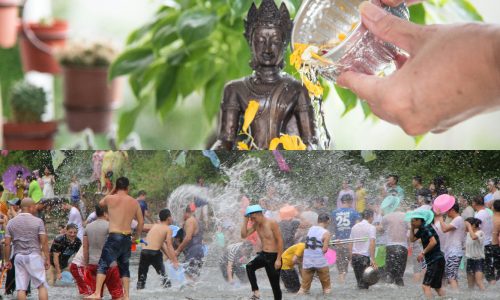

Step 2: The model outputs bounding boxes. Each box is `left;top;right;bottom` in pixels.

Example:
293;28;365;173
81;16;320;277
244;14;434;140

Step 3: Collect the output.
464;217;485;290
280;242;305;293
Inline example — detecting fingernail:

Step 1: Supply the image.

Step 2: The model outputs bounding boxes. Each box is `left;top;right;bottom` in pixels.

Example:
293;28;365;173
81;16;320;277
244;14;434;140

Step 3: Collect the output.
359;1;387;22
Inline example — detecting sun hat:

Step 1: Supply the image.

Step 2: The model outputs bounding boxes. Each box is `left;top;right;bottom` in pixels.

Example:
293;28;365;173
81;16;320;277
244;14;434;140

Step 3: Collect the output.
404;209;434;226
381;195;400;215
245;204;263;217
433;194;456;214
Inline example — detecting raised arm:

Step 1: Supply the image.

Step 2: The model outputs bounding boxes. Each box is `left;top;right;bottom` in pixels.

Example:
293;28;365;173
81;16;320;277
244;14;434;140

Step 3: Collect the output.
241;216;256;239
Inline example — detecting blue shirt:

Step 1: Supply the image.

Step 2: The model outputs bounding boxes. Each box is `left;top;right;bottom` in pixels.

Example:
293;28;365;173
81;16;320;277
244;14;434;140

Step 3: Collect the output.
331;208;361;239
138;200;148;217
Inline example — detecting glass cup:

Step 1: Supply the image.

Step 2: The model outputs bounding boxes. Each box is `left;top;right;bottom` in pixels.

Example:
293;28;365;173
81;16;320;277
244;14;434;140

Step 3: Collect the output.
292;0;409;82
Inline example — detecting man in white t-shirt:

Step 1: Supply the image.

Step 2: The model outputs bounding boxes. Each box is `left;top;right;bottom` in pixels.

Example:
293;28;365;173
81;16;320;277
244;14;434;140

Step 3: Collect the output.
472;195;495;284
435;203;465;290
349;209;377;289
64;200;84;241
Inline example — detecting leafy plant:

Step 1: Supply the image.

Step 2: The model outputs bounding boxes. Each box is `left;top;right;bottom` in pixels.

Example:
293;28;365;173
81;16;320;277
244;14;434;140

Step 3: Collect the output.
56;41;118;68
110;0;483;144
9;81;47;123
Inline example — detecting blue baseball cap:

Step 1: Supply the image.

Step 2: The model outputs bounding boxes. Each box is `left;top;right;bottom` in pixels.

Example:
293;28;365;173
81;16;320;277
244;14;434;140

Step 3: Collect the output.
245;204;263;217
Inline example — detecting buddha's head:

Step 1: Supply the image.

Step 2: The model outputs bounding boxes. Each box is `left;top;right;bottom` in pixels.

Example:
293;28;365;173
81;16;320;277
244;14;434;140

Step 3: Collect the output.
244;0;292;70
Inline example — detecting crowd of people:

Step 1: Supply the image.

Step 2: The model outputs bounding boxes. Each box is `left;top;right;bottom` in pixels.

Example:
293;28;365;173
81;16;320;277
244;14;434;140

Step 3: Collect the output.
0;171;500;300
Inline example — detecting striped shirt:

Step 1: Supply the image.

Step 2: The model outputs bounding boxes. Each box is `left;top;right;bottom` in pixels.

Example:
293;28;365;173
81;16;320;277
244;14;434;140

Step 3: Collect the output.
5;213;45;255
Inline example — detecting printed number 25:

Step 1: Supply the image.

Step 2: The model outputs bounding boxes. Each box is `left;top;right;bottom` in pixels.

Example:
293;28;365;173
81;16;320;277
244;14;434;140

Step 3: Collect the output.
336;215;350;227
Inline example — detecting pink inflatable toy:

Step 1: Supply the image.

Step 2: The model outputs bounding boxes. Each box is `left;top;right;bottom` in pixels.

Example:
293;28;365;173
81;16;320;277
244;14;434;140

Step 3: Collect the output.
325;248;337;265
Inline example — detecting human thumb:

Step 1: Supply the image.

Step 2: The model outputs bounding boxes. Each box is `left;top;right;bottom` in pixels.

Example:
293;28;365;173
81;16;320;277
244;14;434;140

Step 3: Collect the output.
359;1;422;54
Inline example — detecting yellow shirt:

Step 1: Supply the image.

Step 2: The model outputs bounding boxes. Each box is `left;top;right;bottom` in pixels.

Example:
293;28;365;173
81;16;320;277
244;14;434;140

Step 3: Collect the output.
281;243;305;270
356;188;366;213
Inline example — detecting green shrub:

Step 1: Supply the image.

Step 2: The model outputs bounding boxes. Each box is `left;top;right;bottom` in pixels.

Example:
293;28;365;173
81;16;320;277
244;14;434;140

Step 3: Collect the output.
9;81;47;123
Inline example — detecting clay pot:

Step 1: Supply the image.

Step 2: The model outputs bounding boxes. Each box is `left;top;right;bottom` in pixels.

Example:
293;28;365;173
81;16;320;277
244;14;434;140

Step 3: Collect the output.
3;121;58;149
0;0;19;48
62;66;121;133
18;20;68;73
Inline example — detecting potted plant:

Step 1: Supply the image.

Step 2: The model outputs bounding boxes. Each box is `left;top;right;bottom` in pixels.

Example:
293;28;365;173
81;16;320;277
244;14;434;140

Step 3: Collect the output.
18;17;68;73
0;0;19;48
57;40;121;133
3;80;58;149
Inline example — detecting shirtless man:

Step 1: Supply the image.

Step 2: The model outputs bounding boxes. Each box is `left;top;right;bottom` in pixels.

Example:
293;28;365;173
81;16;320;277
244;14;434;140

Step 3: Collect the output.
242;204;283;300
137;208;178;289
86;177;143;300
492;200;500;281
175;206;204;281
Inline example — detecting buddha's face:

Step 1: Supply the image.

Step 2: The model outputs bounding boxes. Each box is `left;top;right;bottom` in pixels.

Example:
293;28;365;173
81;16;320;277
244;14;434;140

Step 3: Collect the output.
251;26;285;68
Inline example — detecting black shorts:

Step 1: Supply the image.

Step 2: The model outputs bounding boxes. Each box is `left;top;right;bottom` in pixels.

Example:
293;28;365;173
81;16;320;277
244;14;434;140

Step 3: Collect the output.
423;257;445;289
466;258;484;274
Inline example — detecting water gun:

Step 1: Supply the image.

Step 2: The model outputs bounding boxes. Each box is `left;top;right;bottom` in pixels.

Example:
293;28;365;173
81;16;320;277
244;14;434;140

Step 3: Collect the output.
135;239;148;246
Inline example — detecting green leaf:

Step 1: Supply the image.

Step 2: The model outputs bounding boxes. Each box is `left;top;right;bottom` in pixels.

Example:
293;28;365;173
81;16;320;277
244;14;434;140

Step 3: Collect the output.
414;134;425;145
152;13;180;50
117;100;147;143
109;47;154;80
176;55;217;97
335;85;358;116
155;66;178;111
360;100;372;119
203;76;225;120
452;0;483;21
409;3;426;25
319;78;330;101
176;8;218;45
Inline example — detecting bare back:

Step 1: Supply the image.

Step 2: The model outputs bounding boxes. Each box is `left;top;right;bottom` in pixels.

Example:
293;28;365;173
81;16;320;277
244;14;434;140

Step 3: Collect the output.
255;218;279;253
144;223;169;251
493;213;500;246
101;191;141;234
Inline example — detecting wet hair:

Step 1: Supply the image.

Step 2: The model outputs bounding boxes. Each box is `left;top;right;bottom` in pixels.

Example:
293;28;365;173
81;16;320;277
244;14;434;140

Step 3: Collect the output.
449;202;460;213
413;176;423;184
340;194;353;203
159;208;171;221
413;218;424;225
460;193;471;204
95;205;106;217
318;213;330;223
66;223;78;231
26;175;33;182
137;190;146;197
115;177;129;190
387;174;399;184
493;200;500;212
362;209;374;220
472;195;484;206
465;217;481;228
175;228;185;242
106;171;113;178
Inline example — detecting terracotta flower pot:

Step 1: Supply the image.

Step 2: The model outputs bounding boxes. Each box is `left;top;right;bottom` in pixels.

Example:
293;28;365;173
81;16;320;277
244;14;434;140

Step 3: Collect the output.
3;121;58;149
63;66;121;133
0;0;19;48
18;19;68;74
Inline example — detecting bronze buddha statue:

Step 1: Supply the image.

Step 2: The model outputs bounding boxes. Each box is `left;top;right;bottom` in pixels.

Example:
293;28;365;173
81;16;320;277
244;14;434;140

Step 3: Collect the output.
212;0;317;150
